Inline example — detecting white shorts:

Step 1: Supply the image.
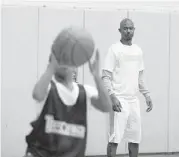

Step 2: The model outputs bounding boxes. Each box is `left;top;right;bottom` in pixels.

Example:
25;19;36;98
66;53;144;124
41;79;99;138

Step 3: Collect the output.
108;97;141;144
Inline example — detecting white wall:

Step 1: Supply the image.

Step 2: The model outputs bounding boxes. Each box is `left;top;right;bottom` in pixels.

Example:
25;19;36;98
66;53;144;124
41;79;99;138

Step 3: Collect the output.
129;10;170;153
2;0;179;10
169;11;179;152
1;6;38;157
1;5;179;157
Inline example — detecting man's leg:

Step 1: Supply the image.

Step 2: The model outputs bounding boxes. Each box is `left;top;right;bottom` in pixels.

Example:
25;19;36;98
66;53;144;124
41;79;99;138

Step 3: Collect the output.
107;142;118;157
127;99;141;157
128;143;139;157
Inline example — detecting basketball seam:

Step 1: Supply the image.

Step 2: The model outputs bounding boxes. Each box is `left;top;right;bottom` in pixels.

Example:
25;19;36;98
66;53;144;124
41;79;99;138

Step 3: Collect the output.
64;31;78;66
59;36;71;59
76;38;94;63
70;37;78;66
53;34;72;63
54;28;94;66
68;31;94;64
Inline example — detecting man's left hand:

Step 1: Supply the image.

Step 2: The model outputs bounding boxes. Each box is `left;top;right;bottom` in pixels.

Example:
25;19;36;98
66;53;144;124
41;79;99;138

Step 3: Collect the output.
146;96;153;112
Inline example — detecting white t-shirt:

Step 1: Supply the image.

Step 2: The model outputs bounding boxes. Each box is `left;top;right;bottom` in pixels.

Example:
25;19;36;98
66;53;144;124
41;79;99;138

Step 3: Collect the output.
36;78;98;115
103;42;144;98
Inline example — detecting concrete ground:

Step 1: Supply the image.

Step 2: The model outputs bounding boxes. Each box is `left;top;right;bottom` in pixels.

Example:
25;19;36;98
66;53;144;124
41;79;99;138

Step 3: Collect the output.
141;156;179;157
87;153;179;157
88;156;179;157
131;155;179;157
127;155;179;157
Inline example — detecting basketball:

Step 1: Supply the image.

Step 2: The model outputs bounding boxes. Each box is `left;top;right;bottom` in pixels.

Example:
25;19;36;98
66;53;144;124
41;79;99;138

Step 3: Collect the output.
51;26;95;67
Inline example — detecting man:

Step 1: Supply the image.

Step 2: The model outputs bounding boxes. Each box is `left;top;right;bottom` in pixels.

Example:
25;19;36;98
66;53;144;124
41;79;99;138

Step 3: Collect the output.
102;18;153;157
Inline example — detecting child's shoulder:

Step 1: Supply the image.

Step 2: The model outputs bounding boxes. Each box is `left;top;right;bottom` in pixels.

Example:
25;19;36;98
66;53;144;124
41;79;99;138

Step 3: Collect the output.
82;84;98;98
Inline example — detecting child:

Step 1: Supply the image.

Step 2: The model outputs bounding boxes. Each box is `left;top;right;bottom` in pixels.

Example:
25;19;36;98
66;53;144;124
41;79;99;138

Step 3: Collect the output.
25;48;112;157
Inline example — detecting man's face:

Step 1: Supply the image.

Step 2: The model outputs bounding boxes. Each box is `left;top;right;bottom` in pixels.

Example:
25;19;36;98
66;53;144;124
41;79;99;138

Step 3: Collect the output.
119;20;135;41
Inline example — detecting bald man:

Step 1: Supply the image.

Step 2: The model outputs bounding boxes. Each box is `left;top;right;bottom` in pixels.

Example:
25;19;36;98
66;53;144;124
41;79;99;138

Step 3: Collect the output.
102;18;153;157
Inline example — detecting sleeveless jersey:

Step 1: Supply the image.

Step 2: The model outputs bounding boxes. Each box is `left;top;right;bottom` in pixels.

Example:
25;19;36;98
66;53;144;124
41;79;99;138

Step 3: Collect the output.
26;81;87;157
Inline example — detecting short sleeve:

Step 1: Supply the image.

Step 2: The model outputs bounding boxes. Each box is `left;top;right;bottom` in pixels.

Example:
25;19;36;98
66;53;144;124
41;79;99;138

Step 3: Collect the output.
102;46;116;72
139;59;144;71
139;48;145;71
83;84;98;99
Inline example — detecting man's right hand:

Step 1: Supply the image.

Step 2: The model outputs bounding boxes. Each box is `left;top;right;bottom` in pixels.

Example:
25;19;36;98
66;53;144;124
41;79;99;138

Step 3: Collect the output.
110;94;122;112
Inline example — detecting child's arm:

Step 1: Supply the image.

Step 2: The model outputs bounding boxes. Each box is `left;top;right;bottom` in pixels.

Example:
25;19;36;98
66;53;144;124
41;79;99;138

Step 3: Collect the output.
88;50;112;112
32;53;59;102
90;75;112;112
32;65;53;102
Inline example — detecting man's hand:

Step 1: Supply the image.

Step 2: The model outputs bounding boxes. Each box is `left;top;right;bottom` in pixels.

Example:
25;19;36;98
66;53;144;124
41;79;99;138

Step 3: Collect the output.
110;94;122;112
146;96;153;112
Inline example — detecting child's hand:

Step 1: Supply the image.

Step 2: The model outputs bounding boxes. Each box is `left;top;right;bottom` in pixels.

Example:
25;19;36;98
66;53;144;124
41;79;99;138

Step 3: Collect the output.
89;49;100;77
49;53;61;73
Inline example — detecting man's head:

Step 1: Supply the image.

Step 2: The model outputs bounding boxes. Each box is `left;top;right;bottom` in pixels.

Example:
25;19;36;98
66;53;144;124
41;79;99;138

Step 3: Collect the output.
118;18;135;41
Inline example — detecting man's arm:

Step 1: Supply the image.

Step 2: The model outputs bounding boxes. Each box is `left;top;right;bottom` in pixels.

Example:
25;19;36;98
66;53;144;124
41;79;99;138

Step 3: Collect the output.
139;70;153;112
102;70;114;96
138;70;150;98
102;70;122;112
101;46;122;112
101;46;116;96
138;48;153;112
138;48;150;98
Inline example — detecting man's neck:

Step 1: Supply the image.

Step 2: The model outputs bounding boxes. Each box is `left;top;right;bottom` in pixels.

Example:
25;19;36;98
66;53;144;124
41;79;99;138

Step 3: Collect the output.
120;39;132;46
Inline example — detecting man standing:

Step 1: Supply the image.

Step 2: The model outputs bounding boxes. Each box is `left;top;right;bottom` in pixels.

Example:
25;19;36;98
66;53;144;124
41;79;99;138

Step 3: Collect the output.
102;18;153;157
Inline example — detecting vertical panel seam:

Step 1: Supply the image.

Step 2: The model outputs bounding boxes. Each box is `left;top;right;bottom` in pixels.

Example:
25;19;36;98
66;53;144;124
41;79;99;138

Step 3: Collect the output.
126;9;129;153
37;7;40;80
167;11;171;153
1;7;4;93
82;10;85;85
127;10;129;18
